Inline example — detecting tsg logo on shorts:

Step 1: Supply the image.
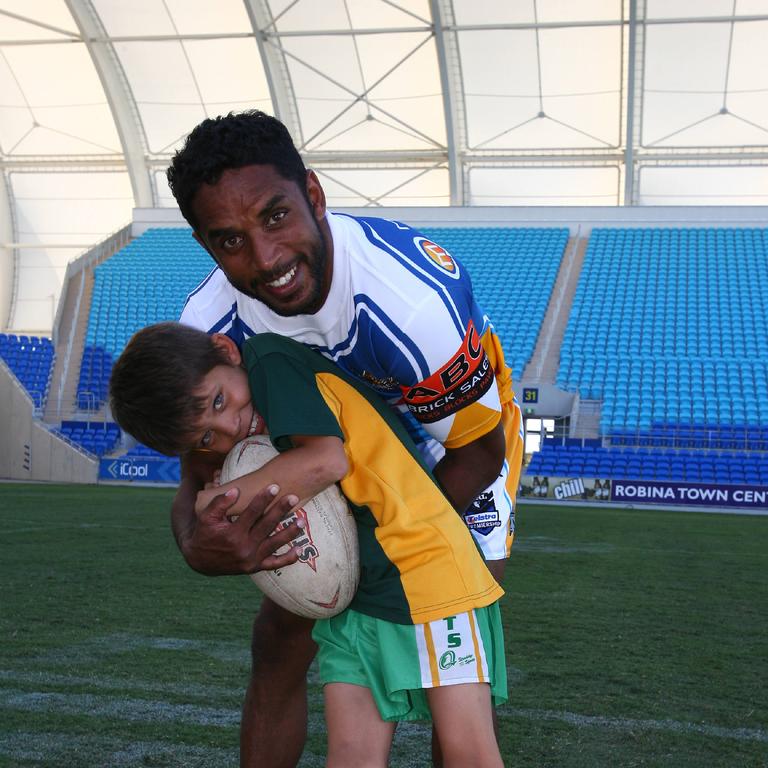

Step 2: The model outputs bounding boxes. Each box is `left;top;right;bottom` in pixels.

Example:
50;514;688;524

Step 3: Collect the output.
415;237;460;278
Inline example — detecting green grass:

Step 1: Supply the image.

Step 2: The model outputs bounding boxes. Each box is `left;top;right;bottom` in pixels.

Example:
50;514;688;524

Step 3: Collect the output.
1;483;766;767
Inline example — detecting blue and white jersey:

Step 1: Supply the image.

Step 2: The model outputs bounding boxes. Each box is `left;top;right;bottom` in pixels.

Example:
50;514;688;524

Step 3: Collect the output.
181;212;513;450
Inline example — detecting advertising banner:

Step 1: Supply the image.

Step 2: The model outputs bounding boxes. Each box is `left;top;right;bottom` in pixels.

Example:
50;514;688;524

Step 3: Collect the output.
520;474;768;509
520;475;613;502
610;479;768;510
99;455;180;484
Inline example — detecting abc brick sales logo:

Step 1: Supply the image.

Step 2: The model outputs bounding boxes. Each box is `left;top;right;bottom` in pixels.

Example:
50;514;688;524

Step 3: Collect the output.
415;237;460;278
402;320;493;423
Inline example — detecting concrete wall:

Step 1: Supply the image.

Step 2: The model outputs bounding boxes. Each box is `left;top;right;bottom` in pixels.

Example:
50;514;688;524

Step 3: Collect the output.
133;204;768;238
511;381;575;417
0;362;97;483
0;175;13;331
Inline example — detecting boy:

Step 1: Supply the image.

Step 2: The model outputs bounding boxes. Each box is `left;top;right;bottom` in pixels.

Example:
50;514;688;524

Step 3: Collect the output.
110;322;507;768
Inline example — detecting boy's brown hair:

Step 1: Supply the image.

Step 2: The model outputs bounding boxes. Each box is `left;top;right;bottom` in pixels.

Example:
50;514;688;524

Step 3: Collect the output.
109;322;232;455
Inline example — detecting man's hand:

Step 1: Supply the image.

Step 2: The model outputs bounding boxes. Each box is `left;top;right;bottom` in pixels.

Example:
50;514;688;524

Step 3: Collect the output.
178;483;303;576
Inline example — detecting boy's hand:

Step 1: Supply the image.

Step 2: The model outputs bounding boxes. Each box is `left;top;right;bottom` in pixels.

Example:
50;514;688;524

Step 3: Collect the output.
181;484;302;575
202;468;222;491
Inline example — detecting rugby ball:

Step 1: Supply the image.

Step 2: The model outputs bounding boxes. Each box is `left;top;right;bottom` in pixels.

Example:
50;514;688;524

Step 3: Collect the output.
220;435;359;619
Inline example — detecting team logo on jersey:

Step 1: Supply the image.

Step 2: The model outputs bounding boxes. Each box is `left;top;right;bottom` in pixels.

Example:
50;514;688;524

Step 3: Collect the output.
360;370;399;392
464;491;501;536
415;238;460;278
401;320;494;423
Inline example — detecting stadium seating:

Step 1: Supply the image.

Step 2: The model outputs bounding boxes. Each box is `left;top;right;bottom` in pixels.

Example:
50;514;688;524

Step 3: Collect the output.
527;438;768;485
0;333;55;408
547;227;768;484
423;226;569;379
55;420;121;457
78;225;570;410
123;443;168;458
78;228;212;410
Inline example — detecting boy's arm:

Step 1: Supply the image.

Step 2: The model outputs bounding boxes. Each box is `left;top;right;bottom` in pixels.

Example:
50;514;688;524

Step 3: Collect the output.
195;435;349;518
172;450;305;576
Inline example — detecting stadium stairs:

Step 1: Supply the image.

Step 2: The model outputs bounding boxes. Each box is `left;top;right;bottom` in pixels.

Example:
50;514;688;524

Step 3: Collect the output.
523;233;587;385
44;264;95;422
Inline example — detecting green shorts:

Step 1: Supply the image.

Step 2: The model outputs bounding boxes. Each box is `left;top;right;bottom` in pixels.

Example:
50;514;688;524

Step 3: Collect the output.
312;603;507;722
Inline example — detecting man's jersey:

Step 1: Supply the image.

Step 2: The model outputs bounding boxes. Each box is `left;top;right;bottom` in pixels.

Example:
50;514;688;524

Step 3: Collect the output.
244;333;503;625
181;212;515;451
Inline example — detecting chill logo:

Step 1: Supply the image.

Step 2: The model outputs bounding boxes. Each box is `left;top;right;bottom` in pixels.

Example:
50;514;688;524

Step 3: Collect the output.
416;237;460;278
554;477;585;500
276;507;319;571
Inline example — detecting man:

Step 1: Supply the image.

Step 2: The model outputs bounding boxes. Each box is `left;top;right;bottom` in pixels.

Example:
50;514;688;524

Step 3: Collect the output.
167;110;524;768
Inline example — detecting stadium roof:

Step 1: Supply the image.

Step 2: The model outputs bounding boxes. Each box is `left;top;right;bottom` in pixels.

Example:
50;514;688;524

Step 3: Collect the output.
2;0;768;331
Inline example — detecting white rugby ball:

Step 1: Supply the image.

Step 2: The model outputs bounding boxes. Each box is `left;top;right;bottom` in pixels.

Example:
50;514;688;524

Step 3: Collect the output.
220;435;359;619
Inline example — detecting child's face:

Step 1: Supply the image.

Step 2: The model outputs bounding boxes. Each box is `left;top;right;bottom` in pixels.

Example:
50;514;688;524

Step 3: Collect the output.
188;363;265;454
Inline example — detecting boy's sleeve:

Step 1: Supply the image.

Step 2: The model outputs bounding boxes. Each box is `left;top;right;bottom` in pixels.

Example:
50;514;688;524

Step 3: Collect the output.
243;342;343;452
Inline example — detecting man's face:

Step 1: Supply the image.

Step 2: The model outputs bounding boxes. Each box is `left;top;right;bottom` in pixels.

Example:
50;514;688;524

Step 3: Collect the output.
191;165;332;316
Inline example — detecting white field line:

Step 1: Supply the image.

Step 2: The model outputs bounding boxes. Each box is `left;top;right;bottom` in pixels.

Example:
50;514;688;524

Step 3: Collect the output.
0;669;240;701
0;731;351;768
1;688;242;727
501;706;768;743
0;732;241;768
0;691;429;768
0;522;163;535
516;535;768;559
514;541;615;554
26;632;251;666
1;684;764;746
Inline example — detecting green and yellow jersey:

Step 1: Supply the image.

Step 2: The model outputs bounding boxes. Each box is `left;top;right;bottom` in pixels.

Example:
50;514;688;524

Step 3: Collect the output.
243;333;503;626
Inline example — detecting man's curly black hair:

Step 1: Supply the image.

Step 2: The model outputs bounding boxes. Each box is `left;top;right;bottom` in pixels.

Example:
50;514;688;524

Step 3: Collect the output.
167;110;308;230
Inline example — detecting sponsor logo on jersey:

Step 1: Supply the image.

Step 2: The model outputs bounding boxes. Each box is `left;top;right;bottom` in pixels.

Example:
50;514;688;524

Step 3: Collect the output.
360;370;400;392
275;507;319;571
415;237;460;277
464;490;502;535
401;320;494;423
439;650;457;670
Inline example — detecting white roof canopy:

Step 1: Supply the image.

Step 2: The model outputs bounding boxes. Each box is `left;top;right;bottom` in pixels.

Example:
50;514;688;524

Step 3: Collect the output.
2;0;768;331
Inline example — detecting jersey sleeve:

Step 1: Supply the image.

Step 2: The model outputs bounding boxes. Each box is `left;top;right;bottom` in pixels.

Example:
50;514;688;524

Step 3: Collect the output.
178;268;245;346
353;217;505;450
243;337;344;452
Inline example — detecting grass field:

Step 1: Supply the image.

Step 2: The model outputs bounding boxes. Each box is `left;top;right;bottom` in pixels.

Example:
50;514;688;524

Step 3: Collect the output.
1;483;766;767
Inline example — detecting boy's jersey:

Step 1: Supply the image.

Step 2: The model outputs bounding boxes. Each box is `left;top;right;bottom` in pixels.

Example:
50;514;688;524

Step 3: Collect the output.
181;211;514;450
243;333;504;625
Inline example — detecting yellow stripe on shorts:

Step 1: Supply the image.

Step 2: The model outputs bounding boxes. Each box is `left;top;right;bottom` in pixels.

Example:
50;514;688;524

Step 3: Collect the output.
422;622;440;687
468;609;487;683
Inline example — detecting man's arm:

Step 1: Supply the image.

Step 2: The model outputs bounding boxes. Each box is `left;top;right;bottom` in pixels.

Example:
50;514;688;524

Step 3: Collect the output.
172;450;305;576
432;420;505;514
